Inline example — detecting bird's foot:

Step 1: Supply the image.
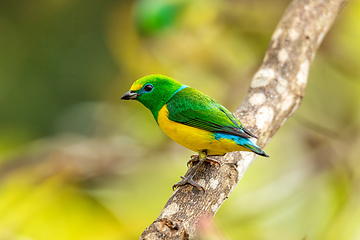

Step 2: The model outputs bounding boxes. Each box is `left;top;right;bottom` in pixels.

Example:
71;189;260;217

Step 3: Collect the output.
226;161;238;169
205;156;221;167
186;155;199;167
172;175;204;191
187;155;221;167
174;157;207;192
173;151;221;192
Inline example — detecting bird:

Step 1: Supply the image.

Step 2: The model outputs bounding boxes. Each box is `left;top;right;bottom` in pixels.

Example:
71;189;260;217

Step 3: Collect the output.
121;74;268;191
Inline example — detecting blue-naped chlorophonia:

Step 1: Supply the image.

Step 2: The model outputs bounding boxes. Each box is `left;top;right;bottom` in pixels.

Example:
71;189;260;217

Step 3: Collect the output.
121;74;268;191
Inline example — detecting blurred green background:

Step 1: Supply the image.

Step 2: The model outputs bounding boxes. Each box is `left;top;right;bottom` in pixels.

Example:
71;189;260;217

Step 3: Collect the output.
1;0;360;239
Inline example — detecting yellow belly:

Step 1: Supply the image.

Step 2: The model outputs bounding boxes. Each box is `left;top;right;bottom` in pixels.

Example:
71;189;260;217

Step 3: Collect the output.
157;105;250;155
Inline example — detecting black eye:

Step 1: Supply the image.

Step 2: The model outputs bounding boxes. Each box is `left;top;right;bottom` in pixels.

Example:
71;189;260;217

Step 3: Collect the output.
144;84;153;92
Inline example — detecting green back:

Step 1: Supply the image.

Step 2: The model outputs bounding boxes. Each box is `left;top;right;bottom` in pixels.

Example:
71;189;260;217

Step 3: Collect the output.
167;87;256;139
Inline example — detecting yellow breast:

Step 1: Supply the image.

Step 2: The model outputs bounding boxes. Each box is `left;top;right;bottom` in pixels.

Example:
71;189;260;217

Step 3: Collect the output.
157;105;249;155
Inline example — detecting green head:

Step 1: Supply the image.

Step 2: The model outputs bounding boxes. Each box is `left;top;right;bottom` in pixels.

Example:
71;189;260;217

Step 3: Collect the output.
121;74;186;121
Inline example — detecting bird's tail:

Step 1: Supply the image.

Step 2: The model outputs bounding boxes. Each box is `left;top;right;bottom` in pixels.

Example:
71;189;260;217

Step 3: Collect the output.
243;142;269;157
214;132;269;157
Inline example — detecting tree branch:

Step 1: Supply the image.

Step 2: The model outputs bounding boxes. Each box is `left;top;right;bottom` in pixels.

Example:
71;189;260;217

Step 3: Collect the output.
140;0;349;239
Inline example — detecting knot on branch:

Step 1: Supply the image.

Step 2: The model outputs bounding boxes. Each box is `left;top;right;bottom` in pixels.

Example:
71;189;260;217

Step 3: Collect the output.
140;218;189;240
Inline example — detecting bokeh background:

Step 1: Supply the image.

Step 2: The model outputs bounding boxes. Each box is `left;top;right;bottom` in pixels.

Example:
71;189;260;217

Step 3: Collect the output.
1;0;360;239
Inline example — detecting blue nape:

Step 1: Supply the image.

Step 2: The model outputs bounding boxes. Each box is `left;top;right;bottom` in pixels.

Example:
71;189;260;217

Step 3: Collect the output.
170;85;188;99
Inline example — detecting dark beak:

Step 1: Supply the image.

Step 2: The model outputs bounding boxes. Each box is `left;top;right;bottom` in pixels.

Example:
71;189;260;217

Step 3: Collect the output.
121;91;139;100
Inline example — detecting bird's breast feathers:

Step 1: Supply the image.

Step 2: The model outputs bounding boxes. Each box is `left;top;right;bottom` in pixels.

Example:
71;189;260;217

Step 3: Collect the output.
157;104;250;155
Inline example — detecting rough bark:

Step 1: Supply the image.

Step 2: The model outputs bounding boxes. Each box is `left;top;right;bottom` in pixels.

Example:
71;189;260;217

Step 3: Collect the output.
140;0;349;239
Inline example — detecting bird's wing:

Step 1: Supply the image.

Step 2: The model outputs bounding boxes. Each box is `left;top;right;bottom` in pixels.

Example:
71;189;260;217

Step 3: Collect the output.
166;87;257;139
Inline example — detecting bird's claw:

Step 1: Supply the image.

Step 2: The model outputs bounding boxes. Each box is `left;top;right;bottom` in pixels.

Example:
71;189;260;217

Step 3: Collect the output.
173;151;221;192
187;155;199;167
226;162;238;169
172;176;205;192
187;155;221;168
206;156;221;167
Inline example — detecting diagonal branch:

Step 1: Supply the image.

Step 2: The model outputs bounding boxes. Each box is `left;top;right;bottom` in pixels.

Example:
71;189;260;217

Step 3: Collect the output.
140;0;349;239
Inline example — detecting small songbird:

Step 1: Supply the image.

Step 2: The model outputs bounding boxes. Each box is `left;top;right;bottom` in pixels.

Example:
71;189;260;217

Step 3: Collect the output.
121;74;268;191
